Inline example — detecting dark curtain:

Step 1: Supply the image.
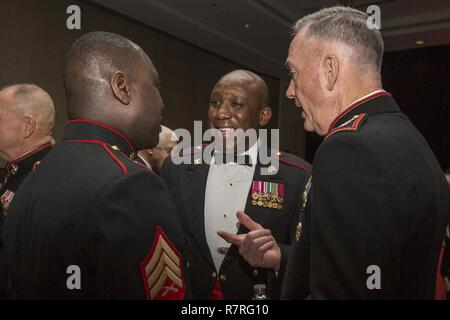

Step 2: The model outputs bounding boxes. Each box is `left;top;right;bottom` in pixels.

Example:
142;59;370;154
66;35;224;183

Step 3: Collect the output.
306;44;450;170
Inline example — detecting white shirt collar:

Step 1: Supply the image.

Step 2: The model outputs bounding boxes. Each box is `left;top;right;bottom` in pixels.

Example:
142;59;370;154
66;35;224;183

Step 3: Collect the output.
212;141;258;166
344;89;385;110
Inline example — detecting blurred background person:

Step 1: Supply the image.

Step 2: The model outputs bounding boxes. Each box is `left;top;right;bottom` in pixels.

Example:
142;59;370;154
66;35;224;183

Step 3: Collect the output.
138;125;178;173
0;83;55;298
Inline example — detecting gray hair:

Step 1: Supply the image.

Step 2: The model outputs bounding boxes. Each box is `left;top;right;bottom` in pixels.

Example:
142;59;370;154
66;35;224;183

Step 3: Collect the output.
1;83;55;133
292;6;384;72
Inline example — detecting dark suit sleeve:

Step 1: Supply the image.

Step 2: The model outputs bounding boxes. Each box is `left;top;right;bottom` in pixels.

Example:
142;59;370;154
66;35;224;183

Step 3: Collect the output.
85;170;184;299
310;134;407;299
268;172;307;298
267;243;291;298
160;157;171;187
442;225;450;278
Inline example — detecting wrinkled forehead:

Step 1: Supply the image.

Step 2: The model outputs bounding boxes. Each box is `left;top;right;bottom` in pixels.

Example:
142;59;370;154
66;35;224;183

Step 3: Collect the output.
288;31;305;57
286;30;317;67
0;88;15;110
211;80;257;98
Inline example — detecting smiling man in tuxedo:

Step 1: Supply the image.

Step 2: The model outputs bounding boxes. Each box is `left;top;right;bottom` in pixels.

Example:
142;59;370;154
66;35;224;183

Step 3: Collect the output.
162;69;310;299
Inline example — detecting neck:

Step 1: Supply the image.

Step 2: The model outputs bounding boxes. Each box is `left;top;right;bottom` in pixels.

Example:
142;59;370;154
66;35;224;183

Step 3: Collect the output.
337;78;382;115
4;136;52;163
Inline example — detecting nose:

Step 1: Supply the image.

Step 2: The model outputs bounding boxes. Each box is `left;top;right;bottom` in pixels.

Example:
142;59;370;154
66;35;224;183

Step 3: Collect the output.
216;102;232;119
285;79;295;99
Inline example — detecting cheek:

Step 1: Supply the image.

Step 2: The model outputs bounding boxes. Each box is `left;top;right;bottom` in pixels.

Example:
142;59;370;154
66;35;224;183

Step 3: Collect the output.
0;122;20;145
208;108;216;122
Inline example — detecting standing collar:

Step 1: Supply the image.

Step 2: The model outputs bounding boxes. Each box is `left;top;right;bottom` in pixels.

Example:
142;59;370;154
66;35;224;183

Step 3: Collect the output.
3;142;52;183
327;90;401;133
63;119;136;158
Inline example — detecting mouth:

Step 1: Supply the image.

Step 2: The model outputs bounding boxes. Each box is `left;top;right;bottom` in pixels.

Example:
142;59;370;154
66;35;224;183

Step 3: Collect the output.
216;127;236;137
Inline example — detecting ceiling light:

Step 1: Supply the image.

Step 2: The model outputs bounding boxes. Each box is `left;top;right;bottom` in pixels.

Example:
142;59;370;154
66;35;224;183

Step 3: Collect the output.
415;40;424;45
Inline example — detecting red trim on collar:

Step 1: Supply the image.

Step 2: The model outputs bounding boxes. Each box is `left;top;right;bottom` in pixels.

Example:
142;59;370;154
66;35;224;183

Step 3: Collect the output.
66;119;136;153
102;144;127;175
8;142;52;165
325;113;366;139
65;139;127;174
326;91;391;135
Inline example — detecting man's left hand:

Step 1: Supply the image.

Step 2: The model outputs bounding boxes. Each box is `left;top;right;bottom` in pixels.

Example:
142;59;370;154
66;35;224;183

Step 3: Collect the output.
218;211;281;271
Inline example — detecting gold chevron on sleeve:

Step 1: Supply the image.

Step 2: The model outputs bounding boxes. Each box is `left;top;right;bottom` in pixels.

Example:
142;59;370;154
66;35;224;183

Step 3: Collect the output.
141;227;184;300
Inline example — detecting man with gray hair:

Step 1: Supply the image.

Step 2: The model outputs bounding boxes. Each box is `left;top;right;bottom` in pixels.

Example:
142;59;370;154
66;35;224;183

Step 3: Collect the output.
138;125;178;174
280;6;449;299
0;83;55;214
0;83;55;297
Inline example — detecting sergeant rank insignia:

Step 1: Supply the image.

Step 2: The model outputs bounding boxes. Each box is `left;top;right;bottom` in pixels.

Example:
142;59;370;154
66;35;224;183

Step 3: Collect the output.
0;189;15;215
140;227;185;300
251;181;285;209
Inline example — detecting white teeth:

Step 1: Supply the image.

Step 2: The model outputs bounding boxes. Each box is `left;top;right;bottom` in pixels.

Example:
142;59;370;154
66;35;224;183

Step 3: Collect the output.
218;128;235;136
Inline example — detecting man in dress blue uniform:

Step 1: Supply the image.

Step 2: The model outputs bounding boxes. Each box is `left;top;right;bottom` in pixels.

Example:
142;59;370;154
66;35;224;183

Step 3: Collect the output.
162;70;310;299
0;84;55;298
279;6;449;299
3;32;187;299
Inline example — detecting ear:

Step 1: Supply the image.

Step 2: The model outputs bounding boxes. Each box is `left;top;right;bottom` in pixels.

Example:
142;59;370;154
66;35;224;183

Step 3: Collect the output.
111;71;131;105
258;106;272;126
23;115;36;139
323;54;339;91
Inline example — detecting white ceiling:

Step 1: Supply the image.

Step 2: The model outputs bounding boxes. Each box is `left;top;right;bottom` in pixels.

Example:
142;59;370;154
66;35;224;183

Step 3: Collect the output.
92;0;450;78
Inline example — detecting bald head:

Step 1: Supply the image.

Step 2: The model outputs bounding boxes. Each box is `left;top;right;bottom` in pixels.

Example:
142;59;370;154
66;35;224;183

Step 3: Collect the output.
158;125;178;148
139;125;178;174
0;84;55;161
64;31;153;117
1;84;55;135
215;70;269;106
63;31;165;150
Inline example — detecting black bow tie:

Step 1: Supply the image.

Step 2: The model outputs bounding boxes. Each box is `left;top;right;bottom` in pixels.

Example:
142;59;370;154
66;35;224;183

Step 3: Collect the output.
214;153;252;166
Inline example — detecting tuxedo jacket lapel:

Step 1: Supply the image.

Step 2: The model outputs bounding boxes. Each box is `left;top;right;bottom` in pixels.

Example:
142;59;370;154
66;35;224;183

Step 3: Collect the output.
179;163;215;268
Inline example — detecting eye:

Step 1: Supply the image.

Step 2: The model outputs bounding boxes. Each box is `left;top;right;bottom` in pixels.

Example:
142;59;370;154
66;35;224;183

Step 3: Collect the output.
231;101;243;108
210;100;221;108
288;69;296;79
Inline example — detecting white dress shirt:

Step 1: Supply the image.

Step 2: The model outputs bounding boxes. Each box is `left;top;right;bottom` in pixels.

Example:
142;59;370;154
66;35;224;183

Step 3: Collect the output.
204;143;258;272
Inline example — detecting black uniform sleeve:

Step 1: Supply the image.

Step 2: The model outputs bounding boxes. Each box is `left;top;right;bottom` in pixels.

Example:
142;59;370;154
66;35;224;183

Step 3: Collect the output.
84;170;184;299
442;225;450;278
160;157;172;188
268;171;307;298
310;134;407;299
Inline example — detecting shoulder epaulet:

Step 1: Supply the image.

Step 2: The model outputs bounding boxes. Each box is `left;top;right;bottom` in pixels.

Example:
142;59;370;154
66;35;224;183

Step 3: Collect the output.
168;144;205;158
278;151;311;172
325;113;368;139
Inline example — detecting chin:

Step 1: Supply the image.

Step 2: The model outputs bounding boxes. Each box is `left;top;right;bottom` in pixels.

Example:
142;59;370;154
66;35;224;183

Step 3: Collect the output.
303;121;315;133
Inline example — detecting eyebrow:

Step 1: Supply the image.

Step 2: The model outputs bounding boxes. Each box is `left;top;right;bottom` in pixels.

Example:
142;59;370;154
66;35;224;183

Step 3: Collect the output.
210;90;246;100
